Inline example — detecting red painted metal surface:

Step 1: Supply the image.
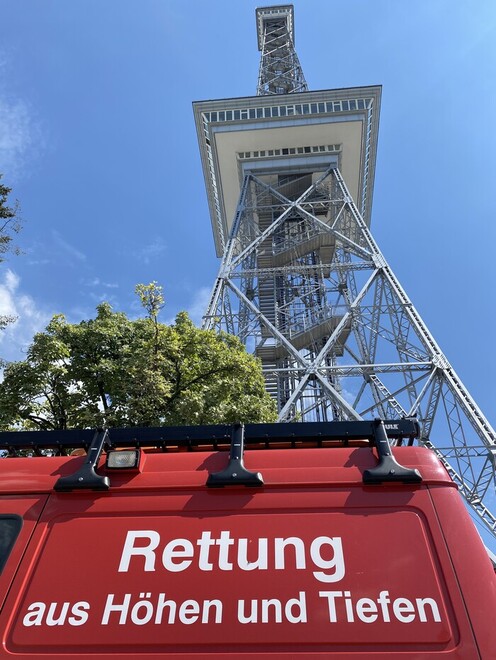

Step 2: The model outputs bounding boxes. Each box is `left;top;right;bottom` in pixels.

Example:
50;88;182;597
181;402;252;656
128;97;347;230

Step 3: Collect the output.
0;446;493;658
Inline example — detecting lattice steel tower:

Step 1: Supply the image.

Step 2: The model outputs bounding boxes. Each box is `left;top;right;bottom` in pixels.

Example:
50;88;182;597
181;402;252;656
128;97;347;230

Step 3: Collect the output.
194;6;496;544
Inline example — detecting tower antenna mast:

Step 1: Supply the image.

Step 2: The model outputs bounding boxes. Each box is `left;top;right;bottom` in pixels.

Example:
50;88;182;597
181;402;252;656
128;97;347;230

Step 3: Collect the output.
256;5;308;95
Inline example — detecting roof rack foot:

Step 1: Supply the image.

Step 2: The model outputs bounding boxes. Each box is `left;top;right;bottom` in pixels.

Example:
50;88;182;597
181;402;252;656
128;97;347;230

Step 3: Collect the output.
55;430;110;491
207;423;264;488
363;419;422;485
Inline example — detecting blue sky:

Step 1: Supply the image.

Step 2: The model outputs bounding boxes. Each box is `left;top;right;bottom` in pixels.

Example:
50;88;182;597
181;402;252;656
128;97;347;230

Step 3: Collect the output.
1;0;495;405
1;2;496;477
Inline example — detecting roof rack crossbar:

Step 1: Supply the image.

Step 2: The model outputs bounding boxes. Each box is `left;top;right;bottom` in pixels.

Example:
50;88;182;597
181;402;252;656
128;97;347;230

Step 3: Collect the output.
0;419;420;453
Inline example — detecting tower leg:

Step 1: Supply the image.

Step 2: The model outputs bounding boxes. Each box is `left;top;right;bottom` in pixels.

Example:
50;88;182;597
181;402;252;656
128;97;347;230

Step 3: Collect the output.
203;166;496;541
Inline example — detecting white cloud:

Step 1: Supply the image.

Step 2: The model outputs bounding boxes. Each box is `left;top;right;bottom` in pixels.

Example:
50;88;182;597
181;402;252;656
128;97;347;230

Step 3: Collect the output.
78;277;120;309
81;277;119;289
131;237;167;264
0;269;50;362
3;268;19;295
52;230;86;262
87;290;119;305
0;97;44;181
0;99;30;175
67;305;93;323
24;234;88;269
164;286;212;326
186;286;211;326
0;49;45;180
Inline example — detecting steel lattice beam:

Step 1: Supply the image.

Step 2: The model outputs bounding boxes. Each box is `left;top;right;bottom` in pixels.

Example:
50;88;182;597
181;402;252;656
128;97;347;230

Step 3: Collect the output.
203;167;496;542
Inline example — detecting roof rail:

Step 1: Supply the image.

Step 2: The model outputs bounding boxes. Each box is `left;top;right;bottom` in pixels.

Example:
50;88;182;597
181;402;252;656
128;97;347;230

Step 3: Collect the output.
0;419;422;490
0;418;419;454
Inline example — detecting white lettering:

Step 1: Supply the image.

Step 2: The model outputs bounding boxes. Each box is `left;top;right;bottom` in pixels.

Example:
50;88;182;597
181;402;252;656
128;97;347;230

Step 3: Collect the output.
285;591;307;623
237;538;268;571
377;590;391;622
102;593;223;626
319;591;341;623
68;601;90;626
261;598;282;623
202;599;223;624
130;593;154;625
118;531;160;573
117;530;346;583
197;531;215;571
416;597;441;623
320;590;442;624
356;597;378;623
238;593;306;624
274;537;306;571
343;591;354;622
46;602;70;626
179;599;200;624
238;599;257;624
162;539;194;573
23;601;90;628
22;602;46;627
101;593;131;625
311;536;345;583
154;593;176;624
216;531;234;570
393;597;415;623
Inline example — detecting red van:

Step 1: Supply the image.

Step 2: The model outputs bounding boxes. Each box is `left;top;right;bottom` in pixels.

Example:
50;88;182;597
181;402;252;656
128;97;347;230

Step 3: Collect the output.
0;419;494;658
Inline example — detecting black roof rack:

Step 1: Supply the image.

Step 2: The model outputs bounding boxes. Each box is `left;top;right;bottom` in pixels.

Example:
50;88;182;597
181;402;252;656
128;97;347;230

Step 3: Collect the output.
0;419;422;491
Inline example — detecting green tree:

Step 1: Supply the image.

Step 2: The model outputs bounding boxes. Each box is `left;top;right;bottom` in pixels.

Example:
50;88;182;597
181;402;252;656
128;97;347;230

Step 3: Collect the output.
0;175;21;335
0;175;21;261
0;286;277;430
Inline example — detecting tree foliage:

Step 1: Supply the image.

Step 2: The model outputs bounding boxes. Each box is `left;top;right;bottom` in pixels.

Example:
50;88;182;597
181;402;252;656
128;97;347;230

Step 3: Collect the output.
0;175;21;262
0;175;21;334
0;285;277;430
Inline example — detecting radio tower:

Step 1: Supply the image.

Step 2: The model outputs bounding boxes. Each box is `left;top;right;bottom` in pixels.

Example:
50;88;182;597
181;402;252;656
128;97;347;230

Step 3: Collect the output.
194;6;496;545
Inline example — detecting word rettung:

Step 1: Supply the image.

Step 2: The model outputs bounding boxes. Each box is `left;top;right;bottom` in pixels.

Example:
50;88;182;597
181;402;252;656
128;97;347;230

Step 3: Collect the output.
118;529;346;583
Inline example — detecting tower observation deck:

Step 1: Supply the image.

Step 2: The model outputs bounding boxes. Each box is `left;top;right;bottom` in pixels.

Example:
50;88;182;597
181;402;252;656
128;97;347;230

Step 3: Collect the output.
194;5;496;545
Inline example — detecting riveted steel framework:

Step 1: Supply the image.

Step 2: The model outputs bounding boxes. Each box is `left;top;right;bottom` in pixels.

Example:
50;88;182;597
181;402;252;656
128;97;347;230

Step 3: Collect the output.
202;6;496;544
203;166;496;541
256;5;307;95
